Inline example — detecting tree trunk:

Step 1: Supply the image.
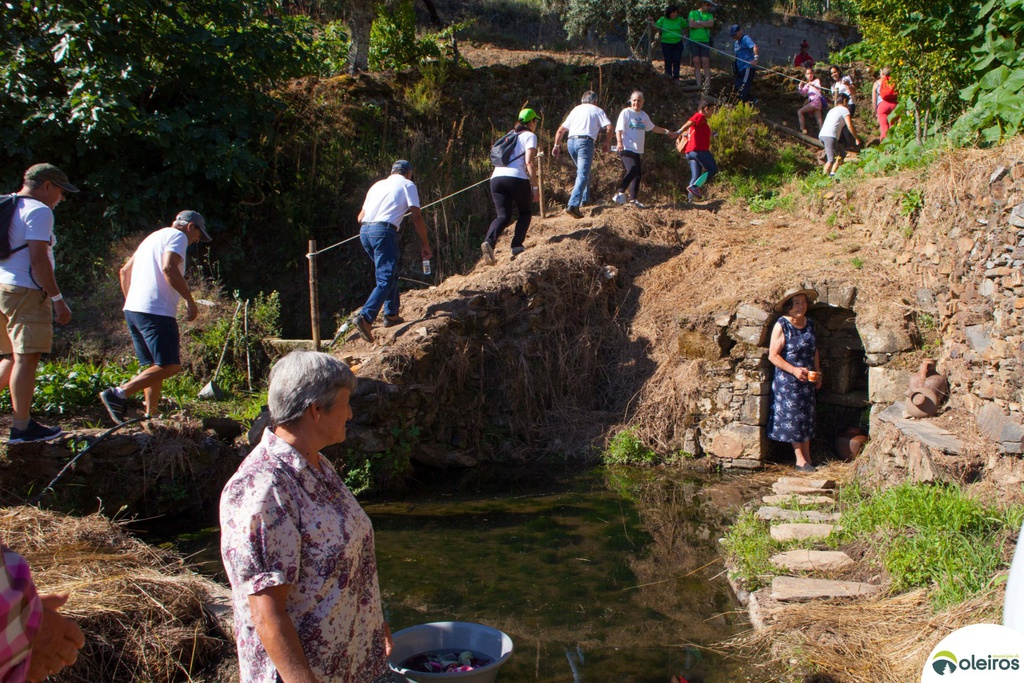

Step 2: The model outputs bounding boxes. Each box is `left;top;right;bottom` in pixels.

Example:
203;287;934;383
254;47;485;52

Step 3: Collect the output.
420;0;440;25
347;0;374;72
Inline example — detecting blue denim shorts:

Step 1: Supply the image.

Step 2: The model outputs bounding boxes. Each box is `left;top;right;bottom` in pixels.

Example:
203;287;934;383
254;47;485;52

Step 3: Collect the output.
125;310;180;367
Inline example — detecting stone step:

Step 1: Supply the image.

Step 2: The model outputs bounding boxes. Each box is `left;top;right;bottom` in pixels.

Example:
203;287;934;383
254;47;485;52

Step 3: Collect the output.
772;482;835;496
776;477;836;489
770;576;881;602
877;402;963;454
762;494;834;506
769;550;855;572
770;523;835;542
756;506;841;523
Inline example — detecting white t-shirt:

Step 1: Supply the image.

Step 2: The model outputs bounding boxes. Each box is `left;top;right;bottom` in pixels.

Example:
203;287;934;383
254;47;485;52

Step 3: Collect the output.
560;103;612;140
123;227;190;318
360;174;420;227
831;80;854;105
492;130;538;181
615;108;656;154
819;105;850;139
0;197;55;290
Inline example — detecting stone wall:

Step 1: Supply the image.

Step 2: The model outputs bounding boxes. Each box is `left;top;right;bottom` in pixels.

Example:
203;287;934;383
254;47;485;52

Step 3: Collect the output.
893;160;1024;457
712;13;861;66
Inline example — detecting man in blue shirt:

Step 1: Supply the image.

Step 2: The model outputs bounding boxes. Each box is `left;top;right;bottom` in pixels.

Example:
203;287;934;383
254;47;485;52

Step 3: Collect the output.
730;25;759;102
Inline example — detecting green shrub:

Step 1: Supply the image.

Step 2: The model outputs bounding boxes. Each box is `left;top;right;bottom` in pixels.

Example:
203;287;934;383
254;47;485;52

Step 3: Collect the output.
708;103;776;171
0;361;135;416
341;426;418;495
602;428;656;465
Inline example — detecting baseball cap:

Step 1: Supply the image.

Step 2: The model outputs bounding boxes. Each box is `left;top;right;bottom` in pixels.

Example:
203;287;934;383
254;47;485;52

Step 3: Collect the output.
175;210;212;242
24;163;79;193
518;108;538;123
391;159;412;175
729;24;742;36
801;40;810;48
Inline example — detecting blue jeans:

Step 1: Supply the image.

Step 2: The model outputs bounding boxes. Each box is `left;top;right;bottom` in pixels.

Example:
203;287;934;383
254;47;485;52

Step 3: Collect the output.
686;150;718;186
567;136;595;208
734;63;756;101
359;222;400;323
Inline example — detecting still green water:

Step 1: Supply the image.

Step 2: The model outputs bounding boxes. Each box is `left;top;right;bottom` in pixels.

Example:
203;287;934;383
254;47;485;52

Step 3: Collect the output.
161;466;759;683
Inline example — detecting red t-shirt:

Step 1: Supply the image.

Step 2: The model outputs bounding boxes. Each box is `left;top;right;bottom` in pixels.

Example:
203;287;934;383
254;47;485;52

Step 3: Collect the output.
794;52;814;68
683;112;711;153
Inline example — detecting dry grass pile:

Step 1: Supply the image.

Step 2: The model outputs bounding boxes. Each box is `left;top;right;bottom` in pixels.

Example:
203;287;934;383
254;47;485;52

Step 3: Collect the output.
731;586;1004;683
0;507;228;683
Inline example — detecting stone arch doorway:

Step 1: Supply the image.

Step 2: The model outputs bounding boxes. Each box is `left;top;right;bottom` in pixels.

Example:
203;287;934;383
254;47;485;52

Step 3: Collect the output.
765;303;869;465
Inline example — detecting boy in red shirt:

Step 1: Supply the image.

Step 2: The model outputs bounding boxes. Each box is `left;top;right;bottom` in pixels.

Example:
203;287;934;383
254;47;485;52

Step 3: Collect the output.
676;102;718;199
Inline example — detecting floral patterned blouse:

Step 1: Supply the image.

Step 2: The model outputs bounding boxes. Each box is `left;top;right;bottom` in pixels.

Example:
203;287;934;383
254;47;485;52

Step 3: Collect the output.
220;429;388;683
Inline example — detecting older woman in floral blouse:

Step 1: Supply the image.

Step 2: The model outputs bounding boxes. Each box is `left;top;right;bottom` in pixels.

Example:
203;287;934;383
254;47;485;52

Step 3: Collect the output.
220;351;390;683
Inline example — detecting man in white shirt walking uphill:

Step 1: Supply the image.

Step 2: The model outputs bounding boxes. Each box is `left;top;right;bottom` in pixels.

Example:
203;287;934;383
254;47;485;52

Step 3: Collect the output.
354;160;432;344
552;91;613;219
0;164;76;444
99;210;212;423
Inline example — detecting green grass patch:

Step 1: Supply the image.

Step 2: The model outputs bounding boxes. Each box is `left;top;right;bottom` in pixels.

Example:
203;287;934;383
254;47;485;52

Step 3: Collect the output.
602;428;656;465
834;482;1024;610
719;510;779;590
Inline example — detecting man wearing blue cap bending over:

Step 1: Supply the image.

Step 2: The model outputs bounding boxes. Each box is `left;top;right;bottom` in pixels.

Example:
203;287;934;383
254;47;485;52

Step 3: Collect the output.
100;210;212;423
354;160;432;343
730;24;759;102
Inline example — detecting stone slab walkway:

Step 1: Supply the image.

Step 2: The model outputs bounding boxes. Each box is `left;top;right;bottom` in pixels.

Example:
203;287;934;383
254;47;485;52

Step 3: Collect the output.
770;549;855;572
770;576;881;602
757;506;841;523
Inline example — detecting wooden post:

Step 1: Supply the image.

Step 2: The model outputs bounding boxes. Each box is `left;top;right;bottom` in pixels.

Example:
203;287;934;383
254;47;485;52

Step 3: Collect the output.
537;151;546;218
646;23;653;65
308;240;321;351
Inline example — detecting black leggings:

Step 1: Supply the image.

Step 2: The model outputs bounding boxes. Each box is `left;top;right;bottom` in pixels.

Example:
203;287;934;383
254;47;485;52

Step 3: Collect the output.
617;151;642;200
485;176;532;249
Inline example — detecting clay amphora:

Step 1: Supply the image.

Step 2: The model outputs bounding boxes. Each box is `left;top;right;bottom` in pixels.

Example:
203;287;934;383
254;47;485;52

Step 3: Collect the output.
904;359;949;418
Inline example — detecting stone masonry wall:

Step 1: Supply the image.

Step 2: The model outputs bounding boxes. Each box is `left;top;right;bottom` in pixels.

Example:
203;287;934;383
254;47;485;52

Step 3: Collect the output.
711;13;861;66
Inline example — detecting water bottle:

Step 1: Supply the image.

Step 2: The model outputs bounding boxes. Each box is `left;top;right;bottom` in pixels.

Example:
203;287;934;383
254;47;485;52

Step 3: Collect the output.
422;258;431;275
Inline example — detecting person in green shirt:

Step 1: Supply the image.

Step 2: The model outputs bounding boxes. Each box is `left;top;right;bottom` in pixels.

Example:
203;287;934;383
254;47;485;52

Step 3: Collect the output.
654;5;685;81
688;0;715;88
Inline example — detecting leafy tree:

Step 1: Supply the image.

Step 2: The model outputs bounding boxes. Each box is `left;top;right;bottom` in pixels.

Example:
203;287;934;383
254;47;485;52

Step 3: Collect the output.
0;0;318;286
954;0;1024;143
842;0;976;123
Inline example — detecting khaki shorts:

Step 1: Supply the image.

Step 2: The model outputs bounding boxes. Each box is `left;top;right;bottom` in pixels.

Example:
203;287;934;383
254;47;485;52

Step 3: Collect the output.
0;285;53;355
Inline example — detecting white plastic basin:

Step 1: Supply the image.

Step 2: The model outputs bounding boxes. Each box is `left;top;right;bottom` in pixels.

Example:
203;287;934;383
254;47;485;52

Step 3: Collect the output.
387;621;514;683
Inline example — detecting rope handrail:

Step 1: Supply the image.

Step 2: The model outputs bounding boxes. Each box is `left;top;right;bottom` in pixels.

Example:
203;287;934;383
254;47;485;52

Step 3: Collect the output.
307;176;493;258
649;20;813;88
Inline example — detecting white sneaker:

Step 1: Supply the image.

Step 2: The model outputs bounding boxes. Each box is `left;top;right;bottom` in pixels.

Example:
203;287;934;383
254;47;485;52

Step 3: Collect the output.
630;199;647;209
613;192;627;205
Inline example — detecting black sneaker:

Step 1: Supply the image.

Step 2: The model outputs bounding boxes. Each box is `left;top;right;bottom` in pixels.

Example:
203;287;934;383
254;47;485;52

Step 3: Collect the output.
99;387;127;424
566;206;583;219
9;420;63;445
382;314;405;328
510;247;525;261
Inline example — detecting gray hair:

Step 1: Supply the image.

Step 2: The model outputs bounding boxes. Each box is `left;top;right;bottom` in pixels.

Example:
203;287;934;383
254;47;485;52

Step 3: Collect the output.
630;90;644;101
268;351;357;426
22;179;43;191
172;219;189;229
581;91;598;104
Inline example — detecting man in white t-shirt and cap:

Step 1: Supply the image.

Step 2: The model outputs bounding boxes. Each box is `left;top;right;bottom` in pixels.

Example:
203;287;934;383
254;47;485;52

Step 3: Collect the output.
354;160;432;343
552;91;613;219
99;210;211;423
0;163;77;444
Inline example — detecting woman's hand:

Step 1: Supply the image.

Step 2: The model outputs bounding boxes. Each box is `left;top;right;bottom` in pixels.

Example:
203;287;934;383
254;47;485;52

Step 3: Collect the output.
792;366;810;382
814;374;823;390
384;622;393;657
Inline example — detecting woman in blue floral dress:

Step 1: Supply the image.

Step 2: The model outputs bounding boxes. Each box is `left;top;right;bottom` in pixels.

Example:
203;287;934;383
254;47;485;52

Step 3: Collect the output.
767;288;822;473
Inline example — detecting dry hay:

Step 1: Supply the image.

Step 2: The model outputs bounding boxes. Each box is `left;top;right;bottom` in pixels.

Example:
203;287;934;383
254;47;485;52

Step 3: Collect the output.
730;586;1004;683
0;507;227;683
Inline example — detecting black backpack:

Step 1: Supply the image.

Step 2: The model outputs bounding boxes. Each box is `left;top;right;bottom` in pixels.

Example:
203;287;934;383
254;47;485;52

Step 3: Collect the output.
489;130;525;167
0;194;28;261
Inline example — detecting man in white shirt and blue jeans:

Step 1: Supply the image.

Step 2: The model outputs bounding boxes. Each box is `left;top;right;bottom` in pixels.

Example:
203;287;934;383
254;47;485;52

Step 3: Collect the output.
0;164;77;444
552;92;613;219
354;160;432;344
99;210;211;423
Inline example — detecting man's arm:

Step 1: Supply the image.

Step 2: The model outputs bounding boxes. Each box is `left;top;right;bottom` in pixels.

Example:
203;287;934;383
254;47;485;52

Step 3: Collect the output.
119;256;134;298
408;206;432;259
551;125;568;157
249;586;319;683
161;252;198;322
844;115;862;146
602;124;613;153
27;241;71;325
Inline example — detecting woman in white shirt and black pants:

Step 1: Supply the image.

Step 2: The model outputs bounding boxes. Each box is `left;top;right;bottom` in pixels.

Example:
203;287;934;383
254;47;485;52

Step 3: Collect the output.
481;108;539;265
